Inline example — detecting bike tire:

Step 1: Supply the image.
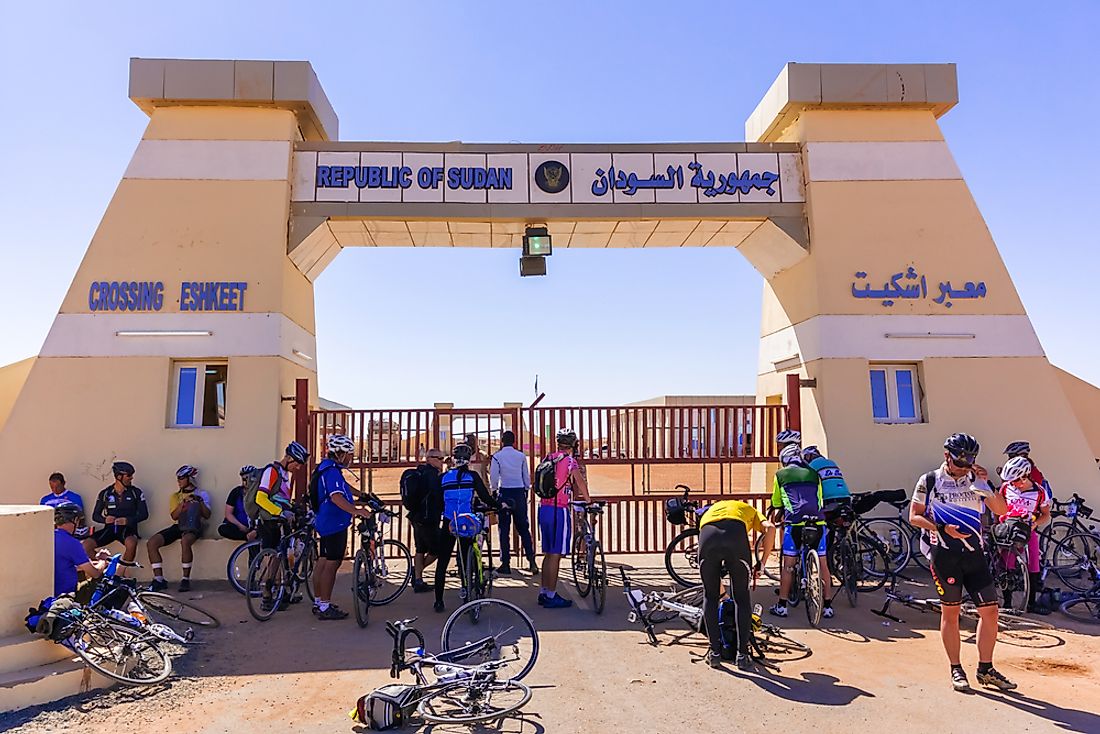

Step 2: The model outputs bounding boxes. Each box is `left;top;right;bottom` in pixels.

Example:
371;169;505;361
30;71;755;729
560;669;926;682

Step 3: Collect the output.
246;549;285;622
841;541;858;607
592;541;607;615
227;539;261;595
853;533;890;592
572;535;592;597
296;537;318;602
860;518;912;574
137;591;220;629
417;679;531;725
1050;532;1100;593
803;550;824;627
369;539;413;606
441;598;539;681
352;550;373;628
463;545;485;616
71;619;173;686
753;532;781;583
908;528;929;570
665;527;701;588
1060;596;1100;625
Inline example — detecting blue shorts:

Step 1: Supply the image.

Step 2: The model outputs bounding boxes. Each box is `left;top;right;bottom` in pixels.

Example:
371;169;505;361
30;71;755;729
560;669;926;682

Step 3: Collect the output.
538;505;572;555
782;525;827;557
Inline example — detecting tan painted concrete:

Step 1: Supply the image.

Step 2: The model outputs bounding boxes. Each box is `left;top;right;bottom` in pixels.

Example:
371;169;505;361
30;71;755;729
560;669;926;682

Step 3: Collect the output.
0;506;52;637
1055;366;1100;461
0;357;35;433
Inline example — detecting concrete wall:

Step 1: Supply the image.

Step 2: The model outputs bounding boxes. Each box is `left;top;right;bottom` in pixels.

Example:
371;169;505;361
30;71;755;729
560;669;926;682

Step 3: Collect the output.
0;506;52;636
1056;366;1100;462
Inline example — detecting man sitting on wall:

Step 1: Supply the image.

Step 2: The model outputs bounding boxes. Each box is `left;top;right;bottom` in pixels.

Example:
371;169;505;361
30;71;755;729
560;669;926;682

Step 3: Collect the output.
83;461;149;573
147;465;212;592
219;466;258;542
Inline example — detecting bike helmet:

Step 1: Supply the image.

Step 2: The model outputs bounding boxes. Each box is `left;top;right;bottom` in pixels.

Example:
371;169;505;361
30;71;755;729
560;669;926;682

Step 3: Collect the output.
285;441;310;464
176;465;198;479
944;433;980;465
111;461;135;476
53;503;84;527
452;443;473;466
240;465;257;477
801;445;823;462
775;430;801;446
779;443;804;466
1001;456;1032;483
556;428;577;447
1004;441;1030;457
326;434;355;455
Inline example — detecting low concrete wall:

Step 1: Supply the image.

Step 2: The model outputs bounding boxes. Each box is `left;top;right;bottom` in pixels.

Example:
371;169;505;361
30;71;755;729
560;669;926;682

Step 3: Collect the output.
0;506;52;637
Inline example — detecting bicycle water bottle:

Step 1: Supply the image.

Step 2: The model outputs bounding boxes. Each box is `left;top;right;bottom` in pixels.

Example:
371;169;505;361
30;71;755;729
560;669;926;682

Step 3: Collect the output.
102;608;137;628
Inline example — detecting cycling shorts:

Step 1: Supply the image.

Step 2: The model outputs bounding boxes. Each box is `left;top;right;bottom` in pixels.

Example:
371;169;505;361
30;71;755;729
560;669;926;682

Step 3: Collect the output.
256;519;284;551
318;528;348;561
929;547;997;606
538;505;572;555
781;524;827;557
90;524;139;547
412;519;442;555
152;525;201;545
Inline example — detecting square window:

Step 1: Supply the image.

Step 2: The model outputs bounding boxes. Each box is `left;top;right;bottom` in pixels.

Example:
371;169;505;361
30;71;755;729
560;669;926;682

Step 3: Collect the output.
170;361;228;428
869;364;923;424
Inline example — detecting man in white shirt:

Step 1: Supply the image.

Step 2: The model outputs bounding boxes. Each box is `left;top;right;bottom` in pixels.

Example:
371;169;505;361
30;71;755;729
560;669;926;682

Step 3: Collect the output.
491;431;538;575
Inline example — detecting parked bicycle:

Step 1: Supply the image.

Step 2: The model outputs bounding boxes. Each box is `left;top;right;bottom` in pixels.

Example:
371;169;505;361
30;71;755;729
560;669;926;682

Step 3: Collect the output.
227;538;261;595
620;569;810;662
245;506;319;621
1049;530;1100;593
356;599;538;726
1039;494;1096;564
570;500;609;614
825;501;891;607
986;520;1033;614
663;485;702;587
352;496;413;627
454;511;496;617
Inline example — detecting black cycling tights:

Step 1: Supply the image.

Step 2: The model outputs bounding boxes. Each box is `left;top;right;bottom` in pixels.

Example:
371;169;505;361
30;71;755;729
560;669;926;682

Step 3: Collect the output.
434;529;475;606
698;519;753;657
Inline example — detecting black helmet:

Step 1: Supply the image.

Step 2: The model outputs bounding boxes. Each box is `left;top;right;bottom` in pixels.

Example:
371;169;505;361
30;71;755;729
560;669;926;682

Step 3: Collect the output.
452;443;473;465
54;503;84;527
1004;441;1030;457
944;433;980;465
112;461;135;476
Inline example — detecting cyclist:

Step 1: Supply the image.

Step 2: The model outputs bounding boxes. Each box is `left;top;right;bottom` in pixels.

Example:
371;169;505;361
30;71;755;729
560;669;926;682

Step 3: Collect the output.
697;498;776;670
538;428;591;609
433;443;501;613
995;456;1052;614
775;429;801;450
53;504;105;599
403;448;445;593
311;434;373;620
254;441;310;613
768;444;834;619
83;461;148;572
218;466;257;542
147;465;212;592
1003;441;1052;502
41;472;84;510
909;433;1016;692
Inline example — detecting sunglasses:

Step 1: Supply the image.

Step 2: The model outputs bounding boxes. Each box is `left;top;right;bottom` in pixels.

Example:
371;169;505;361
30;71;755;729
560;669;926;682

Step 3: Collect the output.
117;472;134;478
948;454;976;468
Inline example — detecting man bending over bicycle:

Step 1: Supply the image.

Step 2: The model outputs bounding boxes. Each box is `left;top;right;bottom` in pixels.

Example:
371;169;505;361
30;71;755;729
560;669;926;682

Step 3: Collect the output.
434;443;501;613
768;445;834;619
909;433;1014;693
697;499;776;670
253;441;310;613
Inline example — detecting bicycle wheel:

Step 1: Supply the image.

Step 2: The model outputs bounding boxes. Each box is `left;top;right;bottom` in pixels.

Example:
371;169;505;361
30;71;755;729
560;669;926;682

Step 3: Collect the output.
853;534;890;592
71;619;172;686
137;592;220;628
369;538;413;606
1051;532;1100;592
753;532;781;582
755;624;812;658
246;549;286;622
591;541;607;615
861;518;912;574
352;549;374;628
839;541;858;607
227;540;261;595
296;537;319;602
908;528;929;570
417;679;531;725
1060;596;1100;625
803;550;824;627
463;545;485;612
665;528;701;587
571;536;592;597
442;598;539;681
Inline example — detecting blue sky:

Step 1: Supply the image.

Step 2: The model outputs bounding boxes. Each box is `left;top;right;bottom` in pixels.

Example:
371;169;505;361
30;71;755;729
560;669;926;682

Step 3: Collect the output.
1;2;1097;408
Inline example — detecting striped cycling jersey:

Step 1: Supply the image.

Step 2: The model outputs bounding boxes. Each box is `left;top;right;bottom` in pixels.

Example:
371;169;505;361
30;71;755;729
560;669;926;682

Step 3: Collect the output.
771;464;824;523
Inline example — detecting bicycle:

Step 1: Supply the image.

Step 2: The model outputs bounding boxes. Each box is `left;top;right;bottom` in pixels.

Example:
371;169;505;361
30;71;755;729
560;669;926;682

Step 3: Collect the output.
620;569;811;662
663;484;702;587
570;500;609;614
1057;547;1100;624
872;568;1054;632
1049;530;1100;593
450;511;496;619
245;507;319;621
850;489;923;573
227;538;261;595
88;554;219;643
52;605;173;685
352;497;413;628
365;600;538;725
986;520;1033;614
1038;494;1096;564
825;502;891;607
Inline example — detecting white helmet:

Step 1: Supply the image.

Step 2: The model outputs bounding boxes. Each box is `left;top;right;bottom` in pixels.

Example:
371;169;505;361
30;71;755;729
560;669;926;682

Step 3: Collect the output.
779;444;804;467
1001;456;1032;483
327;434;355;454
776;430;801;446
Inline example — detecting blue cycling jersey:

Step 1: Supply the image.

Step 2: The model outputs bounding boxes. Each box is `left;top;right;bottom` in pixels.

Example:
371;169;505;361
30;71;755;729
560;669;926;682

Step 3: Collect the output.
808;457;850;502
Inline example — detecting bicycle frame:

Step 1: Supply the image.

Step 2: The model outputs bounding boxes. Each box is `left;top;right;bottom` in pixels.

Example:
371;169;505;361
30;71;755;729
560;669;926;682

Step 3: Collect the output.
454;515;494;602
88;556;193;644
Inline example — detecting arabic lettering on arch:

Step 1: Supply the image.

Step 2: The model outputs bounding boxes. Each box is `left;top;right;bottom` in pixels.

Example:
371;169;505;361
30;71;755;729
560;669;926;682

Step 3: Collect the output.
851;267;988;308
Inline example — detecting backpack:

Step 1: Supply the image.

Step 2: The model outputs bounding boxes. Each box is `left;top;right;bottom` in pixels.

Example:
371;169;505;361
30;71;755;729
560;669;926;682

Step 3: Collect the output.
243;463;278;522
442;468;483;539
399;467;427;518
353;684;418;730
533;453;567;500
308;463;340;514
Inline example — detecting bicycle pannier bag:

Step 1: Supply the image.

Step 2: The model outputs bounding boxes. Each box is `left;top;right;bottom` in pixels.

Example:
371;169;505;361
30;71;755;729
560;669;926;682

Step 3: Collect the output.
354;684;418;730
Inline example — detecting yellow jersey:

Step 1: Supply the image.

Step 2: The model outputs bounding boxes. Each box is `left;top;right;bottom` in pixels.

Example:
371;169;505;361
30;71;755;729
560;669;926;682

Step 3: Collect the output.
699;500;766;532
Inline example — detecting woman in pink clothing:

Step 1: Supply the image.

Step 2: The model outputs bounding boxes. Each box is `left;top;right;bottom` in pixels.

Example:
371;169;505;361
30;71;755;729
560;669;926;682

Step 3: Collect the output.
996;456;1052;614
537;428;591;608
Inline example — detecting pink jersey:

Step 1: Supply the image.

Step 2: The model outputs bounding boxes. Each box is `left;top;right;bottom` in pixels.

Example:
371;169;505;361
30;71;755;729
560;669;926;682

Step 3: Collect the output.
540;451;579;508
999;481;1047;522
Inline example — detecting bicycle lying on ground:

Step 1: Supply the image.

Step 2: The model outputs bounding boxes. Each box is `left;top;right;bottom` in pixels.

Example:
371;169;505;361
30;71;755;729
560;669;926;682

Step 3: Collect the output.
352;496;413;627
620;569;811;662
571;500;609;614
355;599;538;726
1056;545;1100;624
45;603;174;686
663;484;702;587
245;506;319;621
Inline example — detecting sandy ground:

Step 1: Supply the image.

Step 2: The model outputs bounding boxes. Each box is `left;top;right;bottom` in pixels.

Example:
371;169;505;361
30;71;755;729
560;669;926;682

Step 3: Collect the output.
3;557;1099;734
